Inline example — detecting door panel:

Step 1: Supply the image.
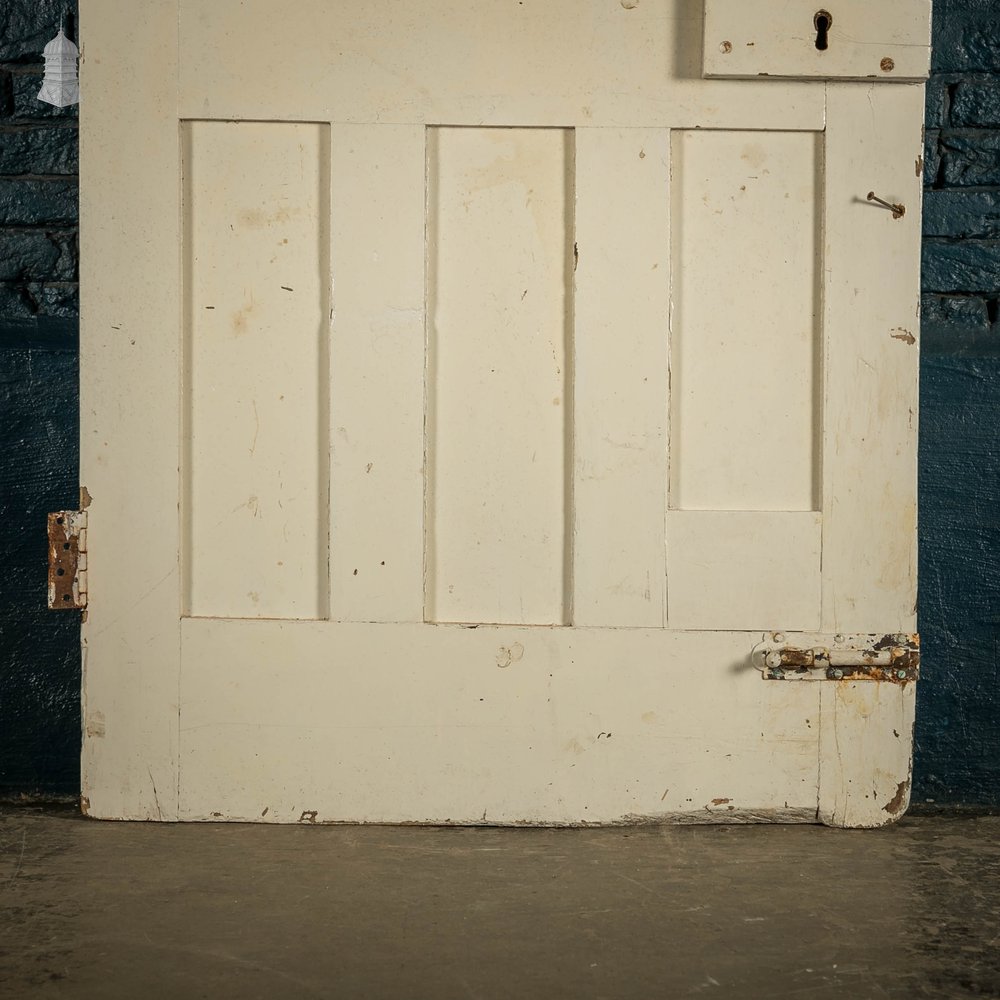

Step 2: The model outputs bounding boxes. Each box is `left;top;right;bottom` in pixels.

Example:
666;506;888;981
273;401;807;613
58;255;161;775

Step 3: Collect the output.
80;0;926;828
183;120;331;620
666;511;822;630
668;129;821;514
426;127;573;626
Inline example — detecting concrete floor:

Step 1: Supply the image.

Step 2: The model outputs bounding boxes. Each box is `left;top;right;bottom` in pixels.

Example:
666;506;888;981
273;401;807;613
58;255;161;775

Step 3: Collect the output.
1;808;998;999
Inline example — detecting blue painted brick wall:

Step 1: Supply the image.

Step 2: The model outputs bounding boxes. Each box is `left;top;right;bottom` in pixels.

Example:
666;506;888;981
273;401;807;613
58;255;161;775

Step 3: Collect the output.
916;0;1000;806
0;0;80;797
0;1;997;805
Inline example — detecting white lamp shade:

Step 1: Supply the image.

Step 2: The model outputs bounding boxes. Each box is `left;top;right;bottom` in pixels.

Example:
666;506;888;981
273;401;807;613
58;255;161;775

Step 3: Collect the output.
37;29;80;108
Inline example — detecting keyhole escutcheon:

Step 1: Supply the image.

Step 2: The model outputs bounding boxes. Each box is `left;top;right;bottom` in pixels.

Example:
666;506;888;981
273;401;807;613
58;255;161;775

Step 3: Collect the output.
814;9;832;50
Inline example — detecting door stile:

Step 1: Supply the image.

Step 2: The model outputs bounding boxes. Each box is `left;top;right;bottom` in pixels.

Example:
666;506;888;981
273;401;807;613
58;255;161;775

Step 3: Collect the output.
80;0;182;820
817;82;923;827
329;124;426;624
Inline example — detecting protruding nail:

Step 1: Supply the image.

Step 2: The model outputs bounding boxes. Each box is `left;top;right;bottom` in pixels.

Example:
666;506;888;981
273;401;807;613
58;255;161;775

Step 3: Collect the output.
867;191;905;219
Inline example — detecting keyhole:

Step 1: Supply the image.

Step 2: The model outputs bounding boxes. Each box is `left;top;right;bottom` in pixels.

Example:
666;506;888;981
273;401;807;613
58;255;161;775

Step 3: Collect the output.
814;10;832;50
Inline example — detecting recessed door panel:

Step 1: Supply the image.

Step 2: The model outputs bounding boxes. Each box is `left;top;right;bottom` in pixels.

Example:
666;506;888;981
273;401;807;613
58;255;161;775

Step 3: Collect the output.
426;127;573;626
669;129;821;514
183;121;330;621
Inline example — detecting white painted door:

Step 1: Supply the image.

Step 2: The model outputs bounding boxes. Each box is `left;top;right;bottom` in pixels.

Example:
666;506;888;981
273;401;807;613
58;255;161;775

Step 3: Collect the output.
79;0;929;827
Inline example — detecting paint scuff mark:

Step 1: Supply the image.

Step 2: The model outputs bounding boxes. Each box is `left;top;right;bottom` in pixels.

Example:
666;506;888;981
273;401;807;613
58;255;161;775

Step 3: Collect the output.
711;797;731;806
496;642;524;668
148;768;163;821
890;328;916;345
299;810;318;824
883;779;910;815
249;399;259;456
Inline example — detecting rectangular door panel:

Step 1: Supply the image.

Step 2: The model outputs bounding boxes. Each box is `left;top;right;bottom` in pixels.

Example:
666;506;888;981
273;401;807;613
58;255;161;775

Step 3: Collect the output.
667;511;822;629
183;120;330;620
426;127;573;626
669;129;821;514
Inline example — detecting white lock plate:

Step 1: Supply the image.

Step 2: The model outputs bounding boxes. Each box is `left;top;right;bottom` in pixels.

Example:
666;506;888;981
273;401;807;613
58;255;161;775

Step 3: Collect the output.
703;0;932;82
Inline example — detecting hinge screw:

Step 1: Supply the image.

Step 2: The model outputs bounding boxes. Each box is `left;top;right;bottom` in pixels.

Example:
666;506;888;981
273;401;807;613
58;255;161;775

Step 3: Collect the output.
827;667;844;680
896;669;908;680
834;634;845;644
772;632;785;643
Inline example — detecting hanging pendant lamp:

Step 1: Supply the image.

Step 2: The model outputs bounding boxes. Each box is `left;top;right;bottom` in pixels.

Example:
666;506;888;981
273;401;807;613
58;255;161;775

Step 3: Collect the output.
37;27;80;108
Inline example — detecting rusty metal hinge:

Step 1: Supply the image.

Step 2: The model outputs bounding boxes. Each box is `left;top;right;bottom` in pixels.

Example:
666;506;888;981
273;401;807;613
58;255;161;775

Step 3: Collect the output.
47;510;87;610
755;632;919;683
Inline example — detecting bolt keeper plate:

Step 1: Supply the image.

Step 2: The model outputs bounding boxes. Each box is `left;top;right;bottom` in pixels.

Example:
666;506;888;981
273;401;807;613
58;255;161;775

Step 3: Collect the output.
754;632;919;683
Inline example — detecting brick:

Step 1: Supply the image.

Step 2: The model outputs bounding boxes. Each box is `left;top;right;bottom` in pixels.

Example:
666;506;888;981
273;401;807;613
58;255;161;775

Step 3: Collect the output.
922;240;1000;294
939;131;1000;187
0;124;77;174
0;230;76;281
0;72;12;118
0;0;78;63
0;178;76;226
0;280;77;320
932;7;1000;74
10;71;77;120
924;77;953;130
923;129;942;187
921;295;1000;355
28;281;77;317
923;189;1000;239
950;78;1000;128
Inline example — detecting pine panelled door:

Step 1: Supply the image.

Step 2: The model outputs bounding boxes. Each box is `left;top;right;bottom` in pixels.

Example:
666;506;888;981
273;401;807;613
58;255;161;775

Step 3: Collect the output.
78;0;931;827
